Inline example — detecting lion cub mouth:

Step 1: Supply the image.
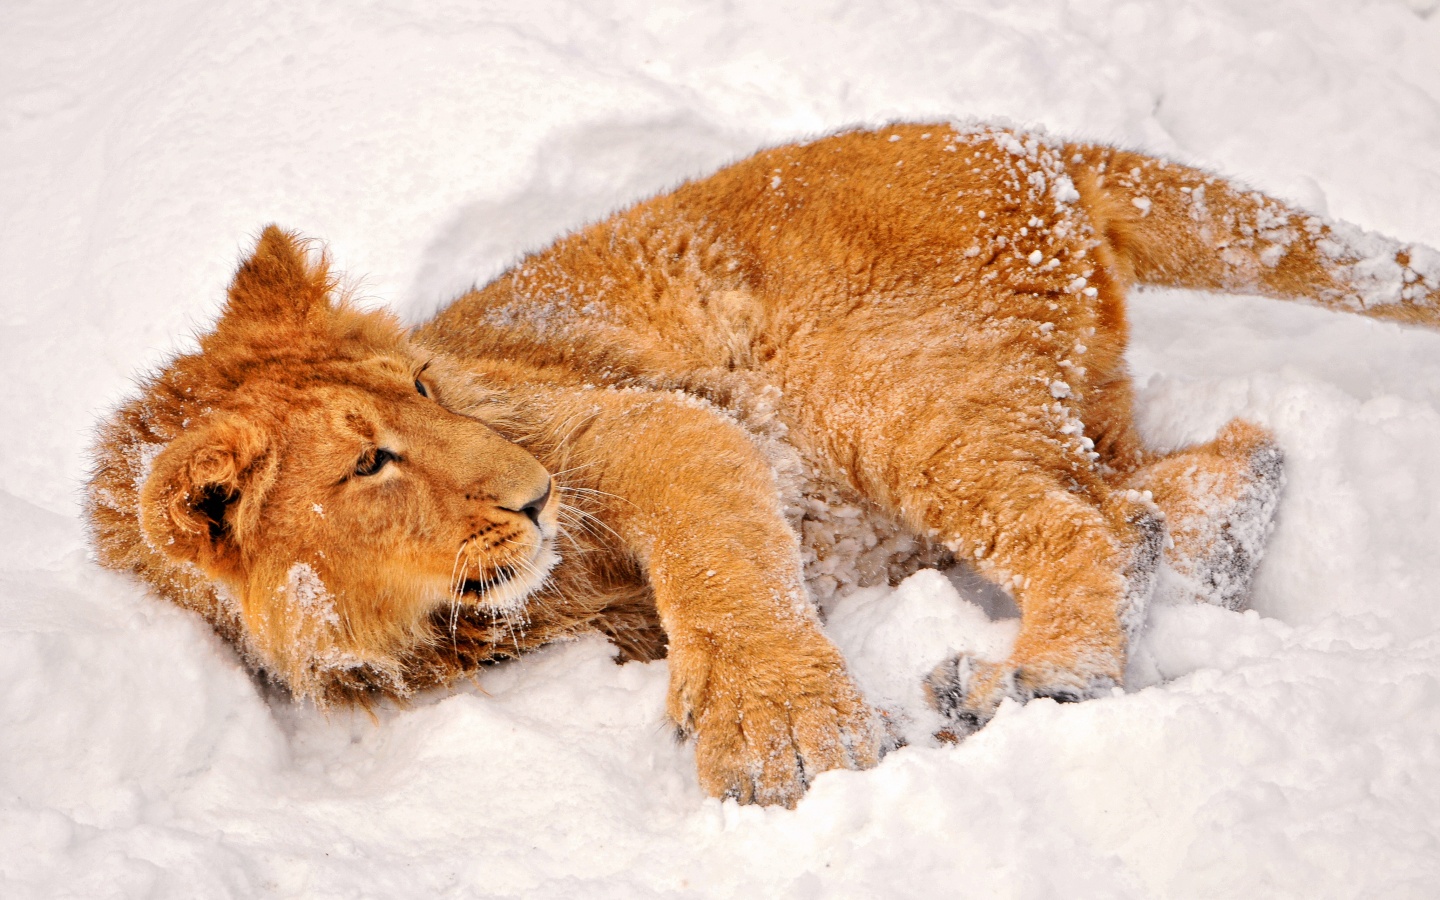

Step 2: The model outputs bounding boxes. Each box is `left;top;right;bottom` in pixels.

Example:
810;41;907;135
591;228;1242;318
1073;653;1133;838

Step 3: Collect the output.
454;541;560;613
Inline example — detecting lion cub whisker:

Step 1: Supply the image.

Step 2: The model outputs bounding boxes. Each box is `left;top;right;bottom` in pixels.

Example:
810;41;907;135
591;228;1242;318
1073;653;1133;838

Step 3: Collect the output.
555;500;621;545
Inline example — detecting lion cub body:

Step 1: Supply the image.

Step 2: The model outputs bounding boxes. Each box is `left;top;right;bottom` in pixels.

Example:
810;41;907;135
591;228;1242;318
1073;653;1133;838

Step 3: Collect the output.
89;122;1440;805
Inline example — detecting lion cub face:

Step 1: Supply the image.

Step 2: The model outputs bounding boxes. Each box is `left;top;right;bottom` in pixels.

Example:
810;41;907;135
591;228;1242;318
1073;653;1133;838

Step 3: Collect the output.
263;360;559;611
132;227;559;692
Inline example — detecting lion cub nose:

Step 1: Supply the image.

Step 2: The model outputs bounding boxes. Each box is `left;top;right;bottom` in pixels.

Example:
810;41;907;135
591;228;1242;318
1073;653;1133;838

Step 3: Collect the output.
517;479;552;527
498;477;551;528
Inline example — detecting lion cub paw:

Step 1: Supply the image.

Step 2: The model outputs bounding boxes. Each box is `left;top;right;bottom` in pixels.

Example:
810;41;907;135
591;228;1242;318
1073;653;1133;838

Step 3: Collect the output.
924;653;1119;737
672;644;883;808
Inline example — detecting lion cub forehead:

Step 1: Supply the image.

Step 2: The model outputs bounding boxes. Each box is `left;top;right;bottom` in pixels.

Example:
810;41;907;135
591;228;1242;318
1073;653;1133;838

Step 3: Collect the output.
365;353;424;375
265;373;412;443
279;354;424;402
325;351;422;381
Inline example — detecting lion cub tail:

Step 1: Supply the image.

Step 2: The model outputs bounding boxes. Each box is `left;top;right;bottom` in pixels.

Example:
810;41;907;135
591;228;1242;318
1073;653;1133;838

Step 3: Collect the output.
1066;143;1440;329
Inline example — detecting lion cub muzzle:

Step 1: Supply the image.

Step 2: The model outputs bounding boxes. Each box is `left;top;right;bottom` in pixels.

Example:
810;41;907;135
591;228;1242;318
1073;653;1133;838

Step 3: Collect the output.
429;433;558;612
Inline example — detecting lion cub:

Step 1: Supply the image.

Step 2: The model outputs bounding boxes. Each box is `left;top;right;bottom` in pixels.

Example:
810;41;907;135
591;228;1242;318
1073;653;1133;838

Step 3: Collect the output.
88;123;1440;806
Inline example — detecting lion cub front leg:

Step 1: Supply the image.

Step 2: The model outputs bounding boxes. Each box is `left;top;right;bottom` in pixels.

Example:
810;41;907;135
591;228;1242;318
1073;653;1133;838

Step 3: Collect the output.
563;392;881;806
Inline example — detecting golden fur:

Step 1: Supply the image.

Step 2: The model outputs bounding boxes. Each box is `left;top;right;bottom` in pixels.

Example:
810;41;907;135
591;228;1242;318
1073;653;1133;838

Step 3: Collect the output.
88;123;1440;806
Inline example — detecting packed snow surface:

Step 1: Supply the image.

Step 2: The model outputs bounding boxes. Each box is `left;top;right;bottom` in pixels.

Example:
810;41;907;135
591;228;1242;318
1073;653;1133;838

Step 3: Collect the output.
5;1;1440;897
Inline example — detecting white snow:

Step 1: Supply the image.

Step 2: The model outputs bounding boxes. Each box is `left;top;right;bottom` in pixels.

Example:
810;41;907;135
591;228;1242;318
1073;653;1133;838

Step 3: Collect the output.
4;1;1440;897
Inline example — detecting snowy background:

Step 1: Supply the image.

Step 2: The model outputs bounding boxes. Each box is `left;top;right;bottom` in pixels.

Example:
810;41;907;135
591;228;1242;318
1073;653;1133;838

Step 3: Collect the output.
5;0;1440;896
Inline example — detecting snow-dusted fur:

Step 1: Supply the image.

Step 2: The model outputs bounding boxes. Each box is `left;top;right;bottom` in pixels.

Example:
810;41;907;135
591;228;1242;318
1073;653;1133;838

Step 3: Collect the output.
88;122;1439;806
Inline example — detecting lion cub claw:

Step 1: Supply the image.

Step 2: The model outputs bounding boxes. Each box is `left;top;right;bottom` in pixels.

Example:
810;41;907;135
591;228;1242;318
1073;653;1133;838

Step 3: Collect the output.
671;642;882;808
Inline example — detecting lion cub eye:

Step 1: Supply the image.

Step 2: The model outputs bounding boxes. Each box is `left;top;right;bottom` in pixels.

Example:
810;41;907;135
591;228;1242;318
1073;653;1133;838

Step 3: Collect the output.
414;378;430;398
354;447;399;478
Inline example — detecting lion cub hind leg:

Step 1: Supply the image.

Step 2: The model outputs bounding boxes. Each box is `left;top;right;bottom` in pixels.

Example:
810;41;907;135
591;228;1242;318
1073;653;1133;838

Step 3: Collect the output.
922;472;1164;734
1127;420;1284;611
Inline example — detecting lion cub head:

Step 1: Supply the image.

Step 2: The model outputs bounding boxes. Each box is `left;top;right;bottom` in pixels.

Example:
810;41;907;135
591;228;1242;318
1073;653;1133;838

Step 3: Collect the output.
88;227;560;701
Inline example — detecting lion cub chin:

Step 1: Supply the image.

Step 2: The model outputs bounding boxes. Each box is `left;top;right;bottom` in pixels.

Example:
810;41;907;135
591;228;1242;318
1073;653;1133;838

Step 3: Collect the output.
93;121;1440;805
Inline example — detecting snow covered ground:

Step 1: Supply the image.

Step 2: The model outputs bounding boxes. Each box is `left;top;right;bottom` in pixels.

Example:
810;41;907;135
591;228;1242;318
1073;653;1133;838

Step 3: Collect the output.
5;0;1440;896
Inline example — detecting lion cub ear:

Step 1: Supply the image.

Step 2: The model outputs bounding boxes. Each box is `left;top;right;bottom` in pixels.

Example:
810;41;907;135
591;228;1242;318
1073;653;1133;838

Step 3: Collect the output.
218;225;335;333
138;415;275;583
